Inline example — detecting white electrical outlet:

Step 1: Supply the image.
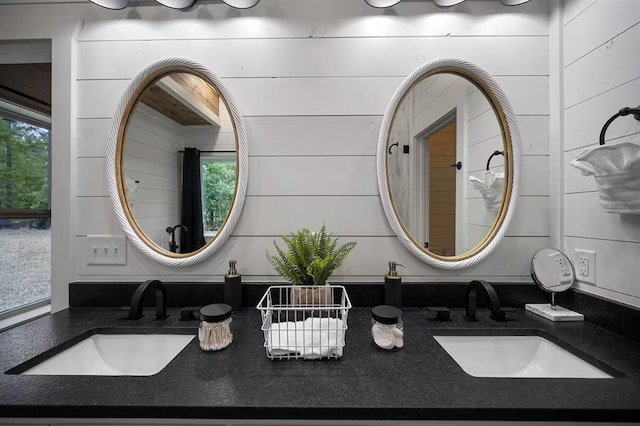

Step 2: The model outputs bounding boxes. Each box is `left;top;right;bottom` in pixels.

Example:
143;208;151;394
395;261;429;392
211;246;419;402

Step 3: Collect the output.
574;249;596;285
86;235;127;265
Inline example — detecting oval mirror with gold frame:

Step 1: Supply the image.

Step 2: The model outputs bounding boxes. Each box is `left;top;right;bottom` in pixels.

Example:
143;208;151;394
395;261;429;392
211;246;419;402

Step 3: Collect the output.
377;58;521;270
106;57;248;267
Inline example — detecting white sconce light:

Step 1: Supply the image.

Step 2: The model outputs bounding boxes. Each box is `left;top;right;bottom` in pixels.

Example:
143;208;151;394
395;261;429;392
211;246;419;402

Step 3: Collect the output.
90;0;260;9
362;0;533;7
222;0;260;8
364;0;403;7
432;0;465;6
156;0;196;8
89;0;128;9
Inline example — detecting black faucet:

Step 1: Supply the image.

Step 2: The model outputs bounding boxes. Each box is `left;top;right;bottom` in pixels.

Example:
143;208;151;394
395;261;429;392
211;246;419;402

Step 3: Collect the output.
166;224;188;253
129;279;168;321
464;280;506;322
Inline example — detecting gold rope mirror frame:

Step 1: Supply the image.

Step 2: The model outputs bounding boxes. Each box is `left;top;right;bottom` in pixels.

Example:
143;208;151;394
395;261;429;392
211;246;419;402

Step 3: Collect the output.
106;57;248;267
376;58;521;270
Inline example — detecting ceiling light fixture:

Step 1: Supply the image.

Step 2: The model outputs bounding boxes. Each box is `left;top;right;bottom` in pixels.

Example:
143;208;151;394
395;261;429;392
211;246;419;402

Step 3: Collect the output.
364;0;403;7
89;0;261;10
222;0;260;8
89;0;128;9
156;0;196;9
432;0;465;6
499;0;532;5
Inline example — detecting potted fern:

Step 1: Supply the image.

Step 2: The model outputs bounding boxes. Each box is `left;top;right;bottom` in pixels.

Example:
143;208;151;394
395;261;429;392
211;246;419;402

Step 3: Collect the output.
266;224;357;305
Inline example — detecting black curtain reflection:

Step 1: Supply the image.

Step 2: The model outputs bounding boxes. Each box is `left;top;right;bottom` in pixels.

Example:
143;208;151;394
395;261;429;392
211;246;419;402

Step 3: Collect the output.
180;147;206;252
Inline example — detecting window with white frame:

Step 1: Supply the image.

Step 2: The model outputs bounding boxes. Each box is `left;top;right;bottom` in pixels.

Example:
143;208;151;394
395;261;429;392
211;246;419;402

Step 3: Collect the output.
0;107;51;316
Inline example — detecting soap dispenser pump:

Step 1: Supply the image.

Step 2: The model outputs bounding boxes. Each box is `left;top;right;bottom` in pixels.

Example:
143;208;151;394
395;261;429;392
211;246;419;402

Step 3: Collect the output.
385;261;406;308
224;260;242;313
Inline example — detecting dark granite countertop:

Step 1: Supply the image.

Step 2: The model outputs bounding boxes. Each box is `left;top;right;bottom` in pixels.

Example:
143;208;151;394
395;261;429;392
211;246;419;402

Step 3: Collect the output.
1;306;640;422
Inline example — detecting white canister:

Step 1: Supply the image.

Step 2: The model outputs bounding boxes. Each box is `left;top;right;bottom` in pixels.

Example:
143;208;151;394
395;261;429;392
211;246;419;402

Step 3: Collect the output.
371;305;404;351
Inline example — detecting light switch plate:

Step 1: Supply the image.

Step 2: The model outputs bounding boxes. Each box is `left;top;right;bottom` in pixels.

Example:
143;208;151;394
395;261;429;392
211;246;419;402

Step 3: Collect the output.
86;235;127;265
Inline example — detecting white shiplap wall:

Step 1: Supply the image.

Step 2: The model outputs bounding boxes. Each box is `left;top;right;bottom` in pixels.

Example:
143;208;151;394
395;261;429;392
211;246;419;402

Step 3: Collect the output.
563;0;640;308
124;106;183;249
0;1;551;305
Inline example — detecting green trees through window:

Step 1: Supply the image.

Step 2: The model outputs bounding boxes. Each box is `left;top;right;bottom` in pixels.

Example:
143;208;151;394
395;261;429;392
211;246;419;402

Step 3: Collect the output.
0;118;49;212
201;159;235;234
0;116;51;315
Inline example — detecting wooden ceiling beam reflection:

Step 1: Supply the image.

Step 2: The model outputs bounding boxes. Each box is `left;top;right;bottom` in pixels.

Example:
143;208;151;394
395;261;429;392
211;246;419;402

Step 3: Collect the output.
140;72;220;127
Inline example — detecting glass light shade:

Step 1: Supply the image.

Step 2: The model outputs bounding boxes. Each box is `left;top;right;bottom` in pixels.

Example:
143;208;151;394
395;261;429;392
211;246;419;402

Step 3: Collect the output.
500;0;531;4
156;0;197;9
222;0;260;8
432;0;465;6
364;0;402;7
89;0;128;9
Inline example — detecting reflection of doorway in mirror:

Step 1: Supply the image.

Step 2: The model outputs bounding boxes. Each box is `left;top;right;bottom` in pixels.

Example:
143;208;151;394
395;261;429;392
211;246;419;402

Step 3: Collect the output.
427;121;457;256
407;74;473;257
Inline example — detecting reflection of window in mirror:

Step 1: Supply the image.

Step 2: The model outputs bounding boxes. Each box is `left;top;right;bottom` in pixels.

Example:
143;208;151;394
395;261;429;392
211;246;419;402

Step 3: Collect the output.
200;154;236;242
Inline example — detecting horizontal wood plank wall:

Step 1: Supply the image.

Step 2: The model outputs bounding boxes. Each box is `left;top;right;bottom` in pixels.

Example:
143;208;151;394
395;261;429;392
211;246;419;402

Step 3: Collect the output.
563;0;640;307
125;108;183;249
1;0;551;283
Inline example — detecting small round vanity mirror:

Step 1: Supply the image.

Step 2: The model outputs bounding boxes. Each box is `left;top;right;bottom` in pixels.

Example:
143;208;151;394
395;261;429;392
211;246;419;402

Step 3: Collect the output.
377;58;521;270
106;58;248;267
531;248;575;306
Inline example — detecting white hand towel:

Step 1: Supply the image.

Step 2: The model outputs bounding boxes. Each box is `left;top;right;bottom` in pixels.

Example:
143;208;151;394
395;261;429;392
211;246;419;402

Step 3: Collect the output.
570;142;640;213
469;170;505;212
267;317;345;359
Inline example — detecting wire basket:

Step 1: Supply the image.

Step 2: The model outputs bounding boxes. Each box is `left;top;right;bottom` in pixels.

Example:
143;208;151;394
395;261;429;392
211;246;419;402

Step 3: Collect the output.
256;285;352;360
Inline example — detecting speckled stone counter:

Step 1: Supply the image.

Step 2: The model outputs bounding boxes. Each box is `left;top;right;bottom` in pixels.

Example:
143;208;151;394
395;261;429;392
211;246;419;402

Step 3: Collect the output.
1;307;640;422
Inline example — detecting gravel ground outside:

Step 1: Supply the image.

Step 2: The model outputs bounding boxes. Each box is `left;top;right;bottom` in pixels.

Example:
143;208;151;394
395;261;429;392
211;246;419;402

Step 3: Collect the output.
0;228;51;313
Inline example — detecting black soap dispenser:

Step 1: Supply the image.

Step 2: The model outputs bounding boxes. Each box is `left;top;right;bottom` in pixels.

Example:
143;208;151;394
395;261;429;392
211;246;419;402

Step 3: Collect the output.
224;260;242;313
384;261;406;308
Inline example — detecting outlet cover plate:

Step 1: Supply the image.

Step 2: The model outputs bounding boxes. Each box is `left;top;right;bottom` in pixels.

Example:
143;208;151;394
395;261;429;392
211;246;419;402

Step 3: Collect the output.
574;249;596;285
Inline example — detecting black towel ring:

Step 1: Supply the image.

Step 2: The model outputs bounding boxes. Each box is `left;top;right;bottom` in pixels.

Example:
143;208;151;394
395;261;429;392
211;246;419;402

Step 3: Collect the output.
388;142;399;154
599;106;640;145
486;150;504;171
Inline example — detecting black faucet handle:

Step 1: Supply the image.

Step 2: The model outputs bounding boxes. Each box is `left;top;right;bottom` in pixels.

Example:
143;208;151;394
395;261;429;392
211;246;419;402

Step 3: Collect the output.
427;307;451;321
463;312;478;321
491;307;517;322
129;279;168;321
179;306;202;321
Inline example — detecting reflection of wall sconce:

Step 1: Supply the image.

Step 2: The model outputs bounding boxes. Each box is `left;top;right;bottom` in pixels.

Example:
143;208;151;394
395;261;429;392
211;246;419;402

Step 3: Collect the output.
364;0;530;8
89;0;260;10
486;150;504;170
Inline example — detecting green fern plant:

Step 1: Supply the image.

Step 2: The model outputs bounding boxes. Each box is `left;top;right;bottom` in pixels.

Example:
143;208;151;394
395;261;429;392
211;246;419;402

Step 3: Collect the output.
266;224;357;285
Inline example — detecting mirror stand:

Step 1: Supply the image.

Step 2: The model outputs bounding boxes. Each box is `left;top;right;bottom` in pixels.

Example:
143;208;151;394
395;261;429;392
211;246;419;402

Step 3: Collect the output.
525;248;584;322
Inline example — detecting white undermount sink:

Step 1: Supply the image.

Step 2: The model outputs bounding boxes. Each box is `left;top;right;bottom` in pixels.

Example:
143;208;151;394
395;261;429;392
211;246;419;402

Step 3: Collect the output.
433;334;613;379
20;332;194;376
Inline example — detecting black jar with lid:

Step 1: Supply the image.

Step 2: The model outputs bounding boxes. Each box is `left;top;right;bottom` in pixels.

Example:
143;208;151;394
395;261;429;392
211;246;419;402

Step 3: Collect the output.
198;303;233;351
371;305;404;351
